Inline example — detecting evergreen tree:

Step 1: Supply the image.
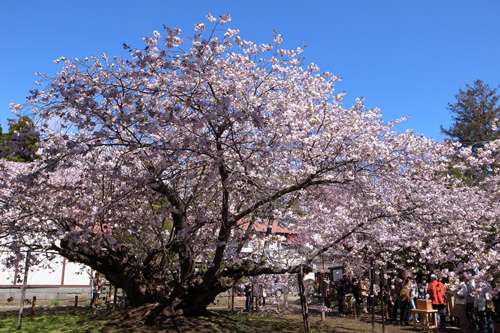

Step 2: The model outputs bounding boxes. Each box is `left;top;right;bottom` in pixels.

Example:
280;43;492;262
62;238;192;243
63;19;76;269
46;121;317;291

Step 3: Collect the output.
0;116;40;162
441;80;500;183
441;79;500;154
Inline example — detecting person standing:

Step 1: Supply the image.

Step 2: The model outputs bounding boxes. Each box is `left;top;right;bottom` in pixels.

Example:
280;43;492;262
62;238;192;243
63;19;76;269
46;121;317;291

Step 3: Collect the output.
335;276;347;317
396;271;413;326
455;275;469;332
244;284;253;312
474;281;494;333
259;284;267;309
359;276;370;314
466;274;478;332
418;277;429;294
427;274;447;330
385;277;399;323
415;285;429;323
409;276;418;322
445;273;459;327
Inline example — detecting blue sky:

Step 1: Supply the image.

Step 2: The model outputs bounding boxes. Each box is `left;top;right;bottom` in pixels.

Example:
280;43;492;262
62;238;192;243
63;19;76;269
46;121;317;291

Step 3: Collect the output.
1;0;499;141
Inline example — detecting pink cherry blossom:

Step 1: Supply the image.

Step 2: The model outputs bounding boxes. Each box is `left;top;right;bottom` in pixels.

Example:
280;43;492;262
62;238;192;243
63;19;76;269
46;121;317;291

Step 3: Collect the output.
1;15;498;316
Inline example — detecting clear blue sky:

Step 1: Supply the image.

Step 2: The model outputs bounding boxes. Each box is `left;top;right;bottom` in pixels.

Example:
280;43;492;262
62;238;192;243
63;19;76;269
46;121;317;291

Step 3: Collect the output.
1;0;499;141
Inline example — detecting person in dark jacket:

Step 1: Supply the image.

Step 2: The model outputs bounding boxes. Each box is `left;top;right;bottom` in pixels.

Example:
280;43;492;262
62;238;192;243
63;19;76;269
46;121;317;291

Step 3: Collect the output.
244;284;253;311
385;277;398;323
396;271;413;326
336;276;349;317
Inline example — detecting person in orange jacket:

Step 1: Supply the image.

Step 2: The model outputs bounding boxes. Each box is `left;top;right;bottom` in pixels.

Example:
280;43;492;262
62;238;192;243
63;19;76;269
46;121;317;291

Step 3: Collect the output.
427;273;447;329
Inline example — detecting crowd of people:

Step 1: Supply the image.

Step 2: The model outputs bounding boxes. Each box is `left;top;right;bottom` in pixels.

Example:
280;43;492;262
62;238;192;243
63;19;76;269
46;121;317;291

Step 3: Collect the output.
314;270;500;333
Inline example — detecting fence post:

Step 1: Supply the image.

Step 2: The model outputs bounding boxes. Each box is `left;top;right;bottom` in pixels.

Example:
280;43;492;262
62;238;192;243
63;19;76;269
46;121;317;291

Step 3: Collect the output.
31;296;36;316
73;295;78;315
353;301;357;319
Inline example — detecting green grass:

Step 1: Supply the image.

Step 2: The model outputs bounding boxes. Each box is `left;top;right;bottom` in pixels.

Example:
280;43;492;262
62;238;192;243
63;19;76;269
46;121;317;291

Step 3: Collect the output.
0;306;413;333
0;312;112;333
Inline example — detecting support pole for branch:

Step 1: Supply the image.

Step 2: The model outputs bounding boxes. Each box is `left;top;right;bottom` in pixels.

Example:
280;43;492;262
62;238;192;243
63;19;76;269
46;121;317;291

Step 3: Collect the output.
113;286;117;310
298;266;310;333
380;266;385;333
107;284;112;309
284;279;289;313
231;287;235;313
370;259;375;331
251;284;255;313
73;296;78;315
17;250;30;330
31;296;36;316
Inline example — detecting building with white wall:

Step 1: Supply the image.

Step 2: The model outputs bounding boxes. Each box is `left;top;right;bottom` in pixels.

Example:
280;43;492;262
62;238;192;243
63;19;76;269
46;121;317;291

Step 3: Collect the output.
0;251;93;305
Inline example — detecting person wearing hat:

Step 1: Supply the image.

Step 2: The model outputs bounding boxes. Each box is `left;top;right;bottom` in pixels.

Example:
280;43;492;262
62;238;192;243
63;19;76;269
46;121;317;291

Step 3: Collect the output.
427;274;447;329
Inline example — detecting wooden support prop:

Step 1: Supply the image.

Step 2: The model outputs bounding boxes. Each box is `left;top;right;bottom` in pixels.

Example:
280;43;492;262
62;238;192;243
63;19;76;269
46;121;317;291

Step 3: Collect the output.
231;287;235;313
73;296;78;315
284;283;289;313
107;285;112;309
251;284;255;313
31;296;36;316
380;267;386;333
113;286;117;310
297;267;310;333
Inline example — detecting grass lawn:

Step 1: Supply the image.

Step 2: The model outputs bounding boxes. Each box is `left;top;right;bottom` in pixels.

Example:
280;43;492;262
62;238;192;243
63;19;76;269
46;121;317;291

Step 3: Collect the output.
2;300;472;333
0;306;418;333
0;312;114;332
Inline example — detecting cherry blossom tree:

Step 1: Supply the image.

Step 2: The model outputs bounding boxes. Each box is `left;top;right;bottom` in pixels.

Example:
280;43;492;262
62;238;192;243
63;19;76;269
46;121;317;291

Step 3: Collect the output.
1;13;497;317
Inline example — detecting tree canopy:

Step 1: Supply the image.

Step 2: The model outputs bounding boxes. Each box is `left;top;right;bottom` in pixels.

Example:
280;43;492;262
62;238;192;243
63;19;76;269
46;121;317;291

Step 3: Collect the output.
0;116;40;162
441;79;500;151
441;80;500;183
1;14;499;317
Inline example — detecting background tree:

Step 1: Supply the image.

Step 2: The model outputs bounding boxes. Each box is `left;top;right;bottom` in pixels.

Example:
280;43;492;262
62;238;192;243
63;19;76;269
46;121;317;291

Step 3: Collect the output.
441;79;500;151
441;80;500;183
439;81;500;283
0;116;40;162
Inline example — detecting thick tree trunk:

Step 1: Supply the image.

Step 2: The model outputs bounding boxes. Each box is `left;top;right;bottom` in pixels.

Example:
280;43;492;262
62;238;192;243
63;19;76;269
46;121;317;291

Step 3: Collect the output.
52;238;310;322
17;250;30;330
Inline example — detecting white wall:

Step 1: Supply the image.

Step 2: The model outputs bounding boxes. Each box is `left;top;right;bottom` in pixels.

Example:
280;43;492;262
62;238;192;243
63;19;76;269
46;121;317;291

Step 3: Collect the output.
0;251;91;287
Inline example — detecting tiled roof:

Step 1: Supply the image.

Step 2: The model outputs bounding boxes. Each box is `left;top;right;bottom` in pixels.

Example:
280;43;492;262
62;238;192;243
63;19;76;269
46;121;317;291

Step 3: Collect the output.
238;219;296;234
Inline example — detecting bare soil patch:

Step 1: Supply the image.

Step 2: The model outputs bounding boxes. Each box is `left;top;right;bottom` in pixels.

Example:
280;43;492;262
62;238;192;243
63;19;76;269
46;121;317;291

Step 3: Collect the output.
1;302;465;332
93;302;463;333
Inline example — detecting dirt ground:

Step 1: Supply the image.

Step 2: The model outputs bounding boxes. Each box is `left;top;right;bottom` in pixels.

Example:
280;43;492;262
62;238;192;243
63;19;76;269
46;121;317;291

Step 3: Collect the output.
0;299;467;332
93;300;465;333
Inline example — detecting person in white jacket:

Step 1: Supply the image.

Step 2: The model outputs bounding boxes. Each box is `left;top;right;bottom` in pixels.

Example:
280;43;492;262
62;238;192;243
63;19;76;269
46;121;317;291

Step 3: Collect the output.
474;281;494;333
454;276;469;332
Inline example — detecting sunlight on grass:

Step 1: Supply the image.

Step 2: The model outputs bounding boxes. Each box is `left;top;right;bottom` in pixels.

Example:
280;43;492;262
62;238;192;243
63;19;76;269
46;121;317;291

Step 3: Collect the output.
0;312;113;333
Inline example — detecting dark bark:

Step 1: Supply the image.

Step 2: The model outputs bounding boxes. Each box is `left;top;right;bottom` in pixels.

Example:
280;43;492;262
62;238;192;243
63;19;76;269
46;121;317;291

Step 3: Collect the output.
298;267;310;333
51;235;312;321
